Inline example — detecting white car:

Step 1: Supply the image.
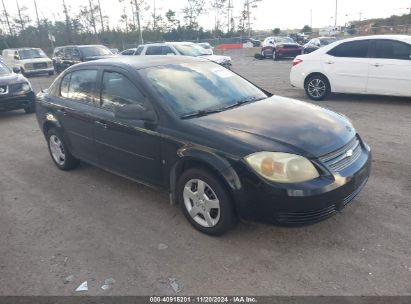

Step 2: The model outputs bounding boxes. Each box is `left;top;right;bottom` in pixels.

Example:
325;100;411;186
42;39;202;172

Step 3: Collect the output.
290;35;411;100
2;48;54;76
136;42;231;68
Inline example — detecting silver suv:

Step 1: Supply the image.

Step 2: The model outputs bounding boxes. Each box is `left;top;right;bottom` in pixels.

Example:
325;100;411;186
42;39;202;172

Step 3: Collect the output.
121;42;232;68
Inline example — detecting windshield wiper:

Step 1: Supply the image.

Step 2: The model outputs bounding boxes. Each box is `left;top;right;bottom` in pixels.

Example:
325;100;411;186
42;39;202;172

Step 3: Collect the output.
180;107;223;119
224;96;265;110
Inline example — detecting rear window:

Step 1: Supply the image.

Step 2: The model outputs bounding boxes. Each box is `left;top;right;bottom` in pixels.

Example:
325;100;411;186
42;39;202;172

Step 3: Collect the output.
327;40;370;58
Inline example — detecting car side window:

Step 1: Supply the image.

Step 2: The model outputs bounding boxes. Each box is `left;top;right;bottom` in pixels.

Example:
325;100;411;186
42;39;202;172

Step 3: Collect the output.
61;70;98;104
135;46;144;55
374;40;411;60
60;73;71;98
145;46;163;55
162;46;175;55
121;49;135;55
327;40;370;58
66;48;80;59
100;71;145;111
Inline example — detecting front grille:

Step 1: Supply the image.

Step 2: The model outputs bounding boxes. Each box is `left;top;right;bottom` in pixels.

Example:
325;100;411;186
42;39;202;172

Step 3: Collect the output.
275;205;337;225
319;137;362;172
33;62;47;69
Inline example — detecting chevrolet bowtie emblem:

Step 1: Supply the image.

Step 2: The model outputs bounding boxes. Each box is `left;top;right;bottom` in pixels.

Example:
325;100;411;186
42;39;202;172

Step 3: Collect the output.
346;149;353;157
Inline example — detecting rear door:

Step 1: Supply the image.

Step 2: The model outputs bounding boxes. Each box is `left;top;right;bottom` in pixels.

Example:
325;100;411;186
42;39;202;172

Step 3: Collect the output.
323;40;371;93
92;67;163;185
367;39;411;97
55;68;100;163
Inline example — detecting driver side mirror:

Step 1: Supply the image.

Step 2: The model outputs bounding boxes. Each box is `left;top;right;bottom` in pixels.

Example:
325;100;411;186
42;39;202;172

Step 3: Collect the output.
12;67;21;74
14;55;20;60
114;103;156;122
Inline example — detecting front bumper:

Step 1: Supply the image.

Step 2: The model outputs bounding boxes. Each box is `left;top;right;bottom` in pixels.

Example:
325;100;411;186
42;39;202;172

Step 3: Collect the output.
233;141;372;225
23;67;54;75
0;91;35;112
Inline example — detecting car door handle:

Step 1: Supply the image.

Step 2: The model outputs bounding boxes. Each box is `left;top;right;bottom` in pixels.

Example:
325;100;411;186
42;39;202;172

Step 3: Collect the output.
372;63;383;67
95;120;108;129
325;61;335;64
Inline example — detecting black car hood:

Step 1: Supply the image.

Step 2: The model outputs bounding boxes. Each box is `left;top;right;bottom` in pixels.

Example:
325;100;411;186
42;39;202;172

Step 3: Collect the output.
0;73;25;85
190;96;356;157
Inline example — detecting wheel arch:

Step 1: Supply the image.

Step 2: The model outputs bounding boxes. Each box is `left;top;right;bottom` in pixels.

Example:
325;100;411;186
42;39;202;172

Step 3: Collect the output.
169;149;242;206
304;72;332;92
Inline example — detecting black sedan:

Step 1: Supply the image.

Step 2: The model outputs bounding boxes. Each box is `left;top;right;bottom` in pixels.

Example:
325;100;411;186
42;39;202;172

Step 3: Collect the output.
0;62;35;113
35;56;371;235
302;37;338;54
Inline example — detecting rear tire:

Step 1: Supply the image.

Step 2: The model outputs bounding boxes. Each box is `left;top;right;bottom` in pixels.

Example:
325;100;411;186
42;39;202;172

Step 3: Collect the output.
177;168;237;236
46;128;79;171
272;49;277;60
304;74;330;101
24;104;35;114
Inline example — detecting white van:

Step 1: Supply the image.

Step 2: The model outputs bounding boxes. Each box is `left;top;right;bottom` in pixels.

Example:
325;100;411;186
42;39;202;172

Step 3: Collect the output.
2;48;54;76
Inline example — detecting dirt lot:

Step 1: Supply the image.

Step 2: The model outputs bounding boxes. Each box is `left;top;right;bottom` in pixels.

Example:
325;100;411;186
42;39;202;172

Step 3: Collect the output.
0;53;410;296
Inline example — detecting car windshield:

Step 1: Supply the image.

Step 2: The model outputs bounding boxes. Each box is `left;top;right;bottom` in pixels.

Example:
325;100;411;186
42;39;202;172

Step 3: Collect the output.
0;62;11;75
80;46;112;57
276;37;294;43
174;44;209;56
320;38;337;45
18;48;47;59
198;43;211;49
142;62;268;117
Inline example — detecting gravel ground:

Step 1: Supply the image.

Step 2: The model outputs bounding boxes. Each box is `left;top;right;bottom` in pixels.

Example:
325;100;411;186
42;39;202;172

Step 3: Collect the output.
0;53;410;296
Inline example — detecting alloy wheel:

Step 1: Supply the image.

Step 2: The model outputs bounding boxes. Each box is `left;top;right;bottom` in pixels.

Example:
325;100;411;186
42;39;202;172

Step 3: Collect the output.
307;78;326;98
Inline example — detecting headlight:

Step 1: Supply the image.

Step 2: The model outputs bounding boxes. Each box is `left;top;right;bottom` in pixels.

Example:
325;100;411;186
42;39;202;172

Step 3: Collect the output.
245;152;319;183
22;82;31;92
24;63;33;69
276;44;284;48
47;61;53;67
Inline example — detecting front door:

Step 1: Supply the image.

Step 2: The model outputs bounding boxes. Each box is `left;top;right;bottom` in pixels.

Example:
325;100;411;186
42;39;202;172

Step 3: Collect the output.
323;40;371;94
93;68;163;186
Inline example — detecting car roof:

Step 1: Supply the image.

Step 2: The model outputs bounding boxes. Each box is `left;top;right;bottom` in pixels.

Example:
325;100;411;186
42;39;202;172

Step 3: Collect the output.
4;47;42;51
338;35;411;43
142;41;195;46
73;55;209;70
55;45;107;49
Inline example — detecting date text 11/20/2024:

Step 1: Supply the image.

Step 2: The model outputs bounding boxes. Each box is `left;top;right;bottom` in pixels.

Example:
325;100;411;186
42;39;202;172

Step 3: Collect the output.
149;296;257;303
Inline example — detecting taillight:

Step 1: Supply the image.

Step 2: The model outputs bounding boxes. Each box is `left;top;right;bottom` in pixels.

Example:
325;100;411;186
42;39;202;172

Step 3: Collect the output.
293;58;303;67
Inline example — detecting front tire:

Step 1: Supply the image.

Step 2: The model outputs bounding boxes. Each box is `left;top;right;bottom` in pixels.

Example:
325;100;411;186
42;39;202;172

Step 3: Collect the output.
24;103;35;114
304;74;330;101
272;49;277;60
46;128;79;171
177;168;237;236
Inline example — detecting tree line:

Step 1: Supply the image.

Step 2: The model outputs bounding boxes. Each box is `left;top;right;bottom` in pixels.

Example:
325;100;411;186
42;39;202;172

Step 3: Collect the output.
0;0;263;52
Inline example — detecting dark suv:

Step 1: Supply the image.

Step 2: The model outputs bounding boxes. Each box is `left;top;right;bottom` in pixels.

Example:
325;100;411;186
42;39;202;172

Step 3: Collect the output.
52;45;113;73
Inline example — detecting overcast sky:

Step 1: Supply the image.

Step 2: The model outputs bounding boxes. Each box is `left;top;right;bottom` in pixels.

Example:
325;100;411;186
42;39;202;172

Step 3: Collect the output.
7;0;411;30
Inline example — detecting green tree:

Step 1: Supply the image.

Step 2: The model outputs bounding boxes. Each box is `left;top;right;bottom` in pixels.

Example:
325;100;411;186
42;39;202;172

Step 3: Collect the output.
300;25;312;33
273;28;280;35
